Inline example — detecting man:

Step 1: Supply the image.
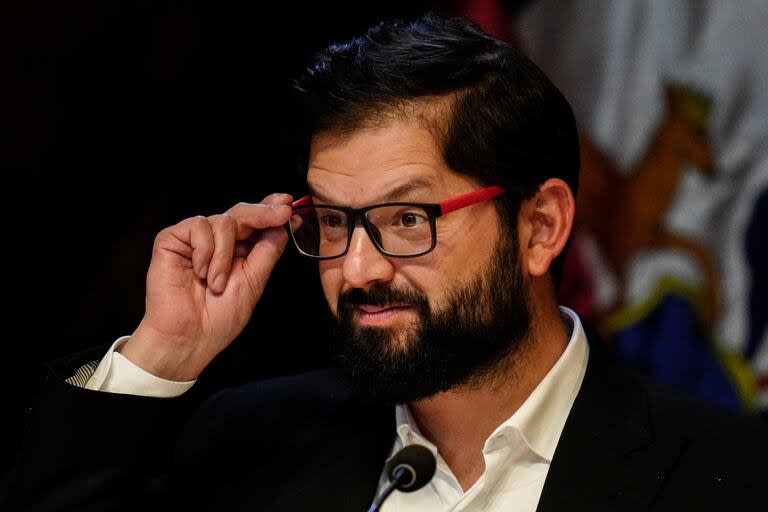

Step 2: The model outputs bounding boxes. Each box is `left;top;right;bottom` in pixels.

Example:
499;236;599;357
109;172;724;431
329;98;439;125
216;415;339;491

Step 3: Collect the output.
3;14;765;512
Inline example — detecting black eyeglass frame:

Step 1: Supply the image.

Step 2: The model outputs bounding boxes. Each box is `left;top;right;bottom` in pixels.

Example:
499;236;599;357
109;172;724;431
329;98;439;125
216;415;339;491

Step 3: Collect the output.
286;202;442;260
285;185;506;260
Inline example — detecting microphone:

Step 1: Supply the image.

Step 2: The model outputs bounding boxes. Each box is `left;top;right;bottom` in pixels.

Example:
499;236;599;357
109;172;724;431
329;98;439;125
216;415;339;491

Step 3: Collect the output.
368;444;437;512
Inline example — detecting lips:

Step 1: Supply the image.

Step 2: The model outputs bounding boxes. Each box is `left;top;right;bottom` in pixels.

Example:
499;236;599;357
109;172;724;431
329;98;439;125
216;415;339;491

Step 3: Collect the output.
357;304;411;314
352;303;415;326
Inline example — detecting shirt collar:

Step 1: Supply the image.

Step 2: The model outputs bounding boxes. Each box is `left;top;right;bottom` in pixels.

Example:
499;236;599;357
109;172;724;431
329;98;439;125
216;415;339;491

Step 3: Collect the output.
393;306;589;462
395;398;437;453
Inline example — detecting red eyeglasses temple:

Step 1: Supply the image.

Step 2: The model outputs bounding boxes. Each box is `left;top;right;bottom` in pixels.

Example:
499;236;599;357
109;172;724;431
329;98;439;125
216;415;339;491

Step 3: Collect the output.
437;186;505;215
291;195;313;208
290;185;505;214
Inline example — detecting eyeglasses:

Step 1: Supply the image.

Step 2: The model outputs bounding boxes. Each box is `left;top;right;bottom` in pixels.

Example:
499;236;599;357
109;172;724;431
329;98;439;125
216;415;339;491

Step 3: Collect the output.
286;185;505;259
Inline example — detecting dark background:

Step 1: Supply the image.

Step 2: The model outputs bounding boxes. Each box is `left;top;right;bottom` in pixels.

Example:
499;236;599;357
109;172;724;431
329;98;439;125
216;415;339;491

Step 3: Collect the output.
5;0;762;480
2;0;475;476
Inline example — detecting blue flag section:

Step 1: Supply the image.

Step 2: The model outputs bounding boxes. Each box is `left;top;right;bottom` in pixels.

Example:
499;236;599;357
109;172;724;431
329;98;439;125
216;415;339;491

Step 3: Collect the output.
610;283;745;412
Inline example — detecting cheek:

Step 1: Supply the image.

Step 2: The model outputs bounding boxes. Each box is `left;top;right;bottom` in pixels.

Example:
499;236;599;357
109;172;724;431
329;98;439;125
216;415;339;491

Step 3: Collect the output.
395;259;444;307
421;218;500;300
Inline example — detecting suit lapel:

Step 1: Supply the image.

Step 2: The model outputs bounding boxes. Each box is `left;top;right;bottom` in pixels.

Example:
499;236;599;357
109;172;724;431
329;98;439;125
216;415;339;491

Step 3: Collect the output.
536;342;683;511
318;411;396;512
268;400;395;512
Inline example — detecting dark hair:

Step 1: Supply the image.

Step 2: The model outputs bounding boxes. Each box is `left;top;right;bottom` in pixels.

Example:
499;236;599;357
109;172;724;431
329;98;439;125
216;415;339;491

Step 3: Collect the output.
293;14;579;285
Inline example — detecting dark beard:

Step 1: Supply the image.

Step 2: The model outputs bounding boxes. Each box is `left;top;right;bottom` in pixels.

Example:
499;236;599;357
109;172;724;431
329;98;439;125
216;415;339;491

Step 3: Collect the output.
332;231;531;405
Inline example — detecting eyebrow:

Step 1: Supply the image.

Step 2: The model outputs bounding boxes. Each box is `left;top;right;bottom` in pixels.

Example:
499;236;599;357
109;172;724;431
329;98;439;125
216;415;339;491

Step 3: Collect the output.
309;178;436;205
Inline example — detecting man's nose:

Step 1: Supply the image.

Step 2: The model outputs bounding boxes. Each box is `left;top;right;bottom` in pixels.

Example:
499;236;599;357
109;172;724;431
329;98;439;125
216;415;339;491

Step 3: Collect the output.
341;225;395;289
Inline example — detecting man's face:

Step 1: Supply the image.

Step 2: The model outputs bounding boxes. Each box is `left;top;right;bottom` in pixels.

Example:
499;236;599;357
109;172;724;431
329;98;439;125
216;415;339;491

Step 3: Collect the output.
307;119;531;403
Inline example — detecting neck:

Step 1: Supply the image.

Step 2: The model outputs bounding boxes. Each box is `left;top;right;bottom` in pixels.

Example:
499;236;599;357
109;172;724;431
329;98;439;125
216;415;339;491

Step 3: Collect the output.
408;300;569;491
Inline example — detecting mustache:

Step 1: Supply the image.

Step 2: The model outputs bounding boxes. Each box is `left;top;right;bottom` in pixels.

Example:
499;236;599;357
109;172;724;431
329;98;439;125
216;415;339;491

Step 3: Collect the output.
338;284;429;310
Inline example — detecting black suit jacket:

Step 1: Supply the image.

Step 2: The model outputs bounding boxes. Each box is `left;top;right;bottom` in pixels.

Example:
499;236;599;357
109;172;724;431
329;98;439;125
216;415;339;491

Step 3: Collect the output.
3;341;766;511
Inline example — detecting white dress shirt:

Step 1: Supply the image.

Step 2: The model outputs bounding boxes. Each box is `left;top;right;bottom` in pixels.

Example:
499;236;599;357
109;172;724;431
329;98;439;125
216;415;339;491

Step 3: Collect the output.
71;336;196;397
374;307;588;511
71;306;588;512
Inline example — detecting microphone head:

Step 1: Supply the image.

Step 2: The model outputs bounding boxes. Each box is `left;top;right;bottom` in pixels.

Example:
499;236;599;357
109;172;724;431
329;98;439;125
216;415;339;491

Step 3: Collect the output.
385;444;437;493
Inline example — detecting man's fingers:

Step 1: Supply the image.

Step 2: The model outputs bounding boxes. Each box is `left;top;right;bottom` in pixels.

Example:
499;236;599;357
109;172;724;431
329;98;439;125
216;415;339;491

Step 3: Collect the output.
153;216;214;278
207;214;237;293
226;197;293;240
260;193;294;206
187;217;215;279
154;195;294;294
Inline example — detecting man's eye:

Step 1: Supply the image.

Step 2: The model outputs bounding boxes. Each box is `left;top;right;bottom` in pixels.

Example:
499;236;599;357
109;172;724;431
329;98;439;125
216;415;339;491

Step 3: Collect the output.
321;214;345;228
398;212;426;228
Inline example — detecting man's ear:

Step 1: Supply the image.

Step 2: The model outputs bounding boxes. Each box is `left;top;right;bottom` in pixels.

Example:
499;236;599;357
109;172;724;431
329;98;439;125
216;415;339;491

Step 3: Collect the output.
519;178;575;277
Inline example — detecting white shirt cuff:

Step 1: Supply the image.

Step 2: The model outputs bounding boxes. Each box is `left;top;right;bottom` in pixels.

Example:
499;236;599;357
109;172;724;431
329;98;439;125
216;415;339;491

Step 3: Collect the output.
84;336;196;398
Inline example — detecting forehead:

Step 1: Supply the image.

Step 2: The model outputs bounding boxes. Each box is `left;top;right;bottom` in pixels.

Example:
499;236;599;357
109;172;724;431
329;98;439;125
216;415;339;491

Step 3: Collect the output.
306;120;475;206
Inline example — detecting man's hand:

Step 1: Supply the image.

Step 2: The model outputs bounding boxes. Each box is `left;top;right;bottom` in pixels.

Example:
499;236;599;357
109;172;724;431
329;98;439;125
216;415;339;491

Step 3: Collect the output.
119;193;294;381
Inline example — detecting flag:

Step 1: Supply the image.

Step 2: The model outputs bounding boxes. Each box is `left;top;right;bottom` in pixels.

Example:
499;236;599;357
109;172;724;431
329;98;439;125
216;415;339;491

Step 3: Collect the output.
515;0;768;410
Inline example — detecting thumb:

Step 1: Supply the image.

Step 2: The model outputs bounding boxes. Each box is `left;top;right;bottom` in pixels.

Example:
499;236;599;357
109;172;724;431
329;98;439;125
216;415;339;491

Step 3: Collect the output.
241;226;289;300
